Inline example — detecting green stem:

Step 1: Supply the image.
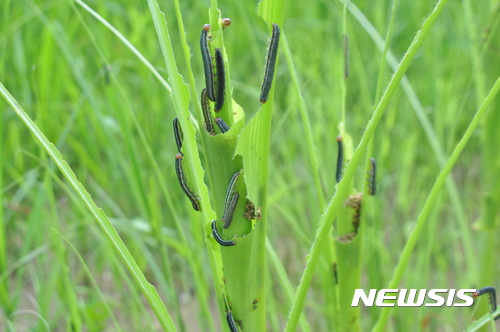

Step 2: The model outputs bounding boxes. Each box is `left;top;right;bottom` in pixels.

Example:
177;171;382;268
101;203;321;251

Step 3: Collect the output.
0;82;177;331
74;0;172;93
71;2;214;328
147;2;230;330
346;0;477;281
361;0;398;316
284;0;451;329
371;76;500;332
465;303;500;331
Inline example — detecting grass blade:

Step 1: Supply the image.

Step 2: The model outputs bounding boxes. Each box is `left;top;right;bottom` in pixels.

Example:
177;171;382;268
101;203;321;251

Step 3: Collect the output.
372;76;500;331
0;82;177;332
284;0;451;330
74;0;171;93
345;0;476;281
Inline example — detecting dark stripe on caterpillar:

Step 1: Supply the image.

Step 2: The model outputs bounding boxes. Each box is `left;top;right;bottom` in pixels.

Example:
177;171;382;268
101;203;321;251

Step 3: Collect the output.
201;88;215;135
226;311;240;332
175;153;201;211
223;193;239;229
211;220;235;246
260;23;280;104
200;24;215;102
214;48;226;112
215;117;230;133
173;117;183;153
336;136;343;182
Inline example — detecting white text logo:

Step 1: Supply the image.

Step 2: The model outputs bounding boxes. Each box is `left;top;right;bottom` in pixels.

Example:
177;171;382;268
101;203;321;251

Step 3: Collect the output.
351;289;476;307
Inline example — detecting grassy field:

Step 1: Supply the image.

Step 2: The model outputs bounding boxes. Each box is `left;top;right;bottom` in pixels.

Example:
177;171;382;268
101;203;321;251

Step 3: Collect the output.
1;0;500;331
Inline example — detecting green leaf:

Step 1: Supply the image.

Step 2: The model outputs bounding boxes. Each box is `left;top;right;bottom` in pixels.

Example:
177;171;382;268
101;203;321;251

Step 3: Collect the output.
0;82;177;331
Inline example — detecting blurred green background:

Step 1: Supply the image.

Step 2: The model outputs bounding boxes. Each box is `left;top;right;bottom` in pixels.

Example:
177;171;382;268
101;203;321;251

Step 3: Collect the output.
1;0;499;330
